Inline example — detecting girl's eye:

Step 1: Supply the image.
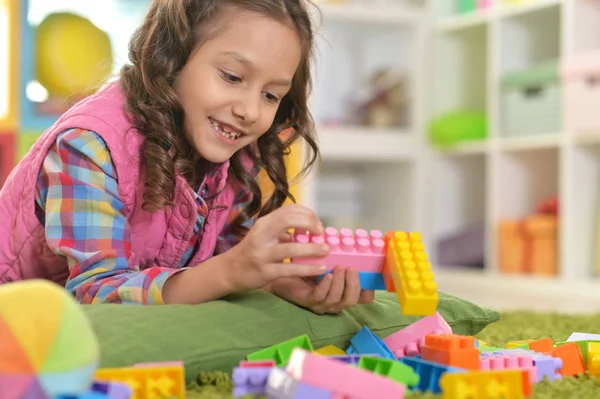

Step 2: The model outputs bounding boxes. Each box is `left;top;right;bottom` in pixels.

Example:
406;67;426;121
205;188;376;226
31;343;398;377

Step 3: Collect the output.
264;92;280;104
220;71;242;83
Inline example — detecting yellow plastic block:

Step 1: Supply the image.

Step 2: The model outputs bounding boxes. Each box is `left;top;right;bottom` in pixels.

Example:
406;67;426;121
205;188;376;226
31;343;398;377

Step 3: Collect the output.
507;339;534;349
95;365;185;399
588;342;600;378
440;369;525;399
387;231;438;316
315;345;346;356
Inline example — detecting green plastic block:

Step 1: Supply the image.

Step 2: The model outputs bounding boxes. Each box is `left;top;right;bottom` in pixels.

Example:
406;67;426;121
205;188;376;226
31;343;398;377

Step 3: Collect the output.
478;346;505;353
246;335;313;366
556;340;600;365
357;356;419;388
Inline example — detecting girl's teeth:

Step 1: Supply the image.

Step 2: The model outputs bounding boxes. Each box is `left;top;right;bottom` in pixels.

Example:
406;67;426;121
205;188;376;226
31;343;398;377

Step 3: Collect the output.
211;119;240;140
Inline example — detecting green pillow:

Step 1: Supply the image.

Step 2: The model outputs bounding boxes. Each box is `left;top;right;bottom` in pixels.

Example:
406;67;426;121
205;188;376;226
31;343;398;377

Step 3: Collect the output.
82;290;499;383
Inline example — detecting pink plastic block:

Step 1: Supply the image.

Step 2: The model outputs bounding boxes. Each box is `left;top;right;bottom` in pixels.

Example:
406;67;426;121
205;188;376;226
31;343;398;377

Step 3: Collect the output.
382;312;452;358
240;360;277;368
291;227;386;272
285;348;406;399
480;354;538;384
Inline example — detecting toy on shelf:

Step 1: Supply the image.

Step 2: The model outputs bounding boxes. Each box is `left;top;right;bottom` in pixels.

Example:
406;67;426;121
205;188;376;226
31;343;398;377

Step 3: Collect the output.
428;110;487;148
497;196;559;276
292;227;439;316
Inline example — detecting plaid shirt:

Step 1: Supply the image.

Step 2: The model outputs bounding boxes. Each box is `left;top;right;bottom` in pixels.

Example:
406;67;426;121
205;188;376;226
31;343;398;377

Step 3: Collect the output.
35;128;256;304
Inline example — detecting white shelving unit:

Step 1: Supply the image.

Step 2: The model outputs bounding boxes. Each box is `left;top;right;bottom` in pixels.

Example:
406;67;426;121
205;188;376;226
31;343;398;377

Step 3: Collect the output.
300;1;430;237
429;0;600;282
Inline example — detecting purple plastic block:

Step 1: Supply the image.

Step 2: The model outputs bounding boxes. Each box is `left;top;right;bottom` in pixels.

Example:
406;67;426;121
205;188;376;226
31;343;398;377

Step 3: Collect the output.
91;381;132;399
492;349;563;381
328;353;380;365
266;367;333;399
232;367;272;397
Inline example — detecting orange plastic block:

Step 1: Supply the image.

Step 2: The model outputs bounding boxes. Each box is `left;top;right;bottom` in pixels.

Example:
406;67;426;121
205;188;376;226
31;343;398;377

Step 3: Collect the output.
552;342;585;376
440;369;528;399
528;337;554;354
95;365;185;399
421;335;480;370
382;231;395;292
385;231;438;316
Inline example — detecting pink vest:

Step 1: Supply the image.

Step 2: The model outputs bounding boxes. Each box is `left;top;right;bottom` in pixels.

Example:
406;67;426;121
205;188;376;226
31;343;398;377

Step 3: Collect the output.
0;81;246;285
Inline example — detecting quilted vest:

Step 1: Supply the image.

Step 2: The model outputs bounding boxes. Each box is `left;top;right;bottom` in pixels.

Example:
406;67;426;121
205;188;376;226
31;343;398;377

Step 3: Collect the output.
0;81;243;285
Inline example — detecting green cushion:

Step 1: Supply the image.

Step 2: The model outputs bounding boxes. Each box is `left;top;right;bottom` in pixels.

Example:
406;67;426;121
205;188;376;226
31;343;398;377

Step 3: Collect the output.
82;290;499;383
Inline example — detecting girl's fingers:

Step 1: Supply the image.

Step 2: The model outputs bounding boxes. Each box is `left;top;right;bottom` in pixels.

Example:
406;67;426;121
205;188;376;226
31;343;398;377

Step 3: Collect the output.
359;289;375;304
322;267;345;307
309;273;333;304
340;268;361;307
270;262;327;280
269;242;329;263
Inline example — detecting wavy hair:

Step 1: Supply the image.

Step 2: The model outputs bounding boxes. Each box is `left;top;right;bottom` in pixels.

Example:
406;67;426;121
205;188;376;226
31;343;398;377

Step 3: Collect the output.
120;0;320;238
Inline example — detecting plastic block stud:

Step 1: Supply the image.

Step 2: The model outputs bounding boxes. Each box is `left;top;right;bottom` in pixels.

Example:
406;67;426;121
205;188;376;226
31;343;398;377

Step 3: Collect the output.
291;227;386;272
480;353;538;385
439;369;529;399
384;231;439;316
420;335;480;370
246;335;313;367
382;312;452;358
357;356;420;388
232;367;272;397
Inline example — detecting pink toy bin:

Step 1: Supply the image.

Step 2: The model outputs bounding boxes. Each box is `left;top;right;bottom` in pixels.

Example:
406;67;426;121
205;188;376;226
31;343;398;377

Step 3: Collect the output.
561;50;600;135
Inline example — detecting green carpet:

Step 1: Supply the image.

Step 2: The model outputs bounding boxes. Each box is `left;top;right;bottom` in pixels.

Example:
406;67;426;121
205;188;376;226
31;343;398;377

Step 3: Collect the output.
185;311;600;398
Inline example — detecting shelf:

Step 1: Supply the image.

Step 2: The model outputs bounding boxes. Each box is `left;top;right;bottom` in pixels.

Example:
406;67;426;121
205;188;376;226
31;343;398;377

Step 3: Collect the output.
497;133;562;151
498;0;563;19
570;0;600;55
318;3;423;24
436;9;489;32
436;140;488;156
317;126;415;162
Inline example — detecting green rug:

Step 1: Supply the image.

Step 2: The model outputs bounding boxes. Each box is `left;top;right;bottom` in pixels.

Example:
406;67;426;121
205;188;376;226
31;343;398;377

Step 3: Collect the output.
185;311;600;398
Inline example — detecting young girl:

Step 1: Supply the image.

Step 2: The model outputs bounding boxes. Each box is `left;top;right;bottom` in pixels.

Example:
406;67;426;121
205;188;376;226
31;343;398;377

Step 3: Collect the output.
0;0;374;314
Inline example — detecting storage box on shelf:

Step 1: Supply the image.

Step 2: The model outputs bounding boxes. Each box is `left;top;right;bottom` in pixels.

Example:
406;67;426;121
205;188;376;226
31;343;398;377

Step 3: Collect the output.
500;61;561;137
561;50;600;136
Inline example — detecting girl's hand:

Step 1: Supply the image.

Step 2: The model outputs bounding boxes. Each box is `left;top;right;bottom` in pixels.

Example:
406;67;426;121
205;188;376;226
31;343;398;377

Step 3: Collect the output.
268;267;376;314
225;204;329;292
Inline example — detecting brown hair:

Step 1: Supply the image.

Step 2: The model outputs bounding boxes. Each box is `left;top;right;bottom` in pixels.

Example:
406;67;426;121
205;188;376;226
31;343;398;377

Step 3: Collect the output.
120;0;319;238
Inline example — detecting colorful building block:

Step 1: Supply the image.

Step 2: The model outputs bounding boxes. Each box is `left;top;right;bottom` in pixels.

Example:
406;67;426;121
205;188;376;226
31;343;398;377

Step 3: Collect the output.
384;231;439;316
266;366;334;399
420;335;480;370
239;360;277;368
90;381;133;399
551;342;585;376
494;349;563;381
588;342;600;378
327;354;379;365
95;364;185;399
285;348;407;399
232;367;271;397
357;356;420;388
439;369;529;399
246;335;313;367
346;326;396;360
314;345;346;356
382;312;452;358
401;356;464;394
317;271;387;290
291;227;386;272
480;353;538;385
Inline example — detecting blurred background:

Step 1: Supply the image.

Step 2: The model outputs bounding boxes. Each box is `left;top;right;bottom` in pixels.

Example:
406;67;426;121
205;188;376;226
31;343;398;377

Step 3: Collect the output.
1;0;600;312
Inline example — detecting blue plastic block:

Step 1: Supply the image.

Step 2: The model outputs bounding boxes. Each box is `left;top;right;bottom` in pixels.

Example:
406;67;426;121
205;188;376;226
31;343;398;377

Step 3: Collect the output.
346;326;396;360
317;272;386;290
401;356;464;394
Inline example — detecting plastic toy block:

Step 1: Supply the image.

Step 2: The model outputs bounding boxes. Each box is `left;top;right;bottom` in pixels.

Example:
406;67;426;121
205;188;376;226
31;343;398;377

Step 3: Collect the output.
291;227;386;272
555;339;600;366
420;335;480;370
266;366;335;399
401;356;464;394
480;353;538;385
232;366;272;397
567;332;600;342
551;342;585;376
385;231;439;316
494;349;563;381
507;339;534;350
0;132;16;186
478;346;505;353
57;393;108;399
91;381;133;399
346;325;396;360
240;359;277;368
327;354;379;365
285;348;407;399
382;312;452;358
508;337;553;353
317;271;386;290
357;356;420;388
95;365;185;399
439;369;529;399
247;335;313;366
315;345;346;356
588;342;600;378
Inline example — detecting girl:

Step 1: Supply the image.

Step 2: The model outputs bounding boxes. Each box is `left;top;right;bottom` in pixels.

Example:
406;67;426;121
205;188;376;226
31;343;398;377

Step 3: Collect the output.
0;0;374;313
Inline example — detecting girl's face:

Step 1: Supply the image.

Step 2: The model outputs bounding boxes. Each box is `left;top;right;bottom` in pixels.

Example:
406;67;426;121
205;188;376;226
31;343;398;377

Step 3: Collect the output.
174;9;303;164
